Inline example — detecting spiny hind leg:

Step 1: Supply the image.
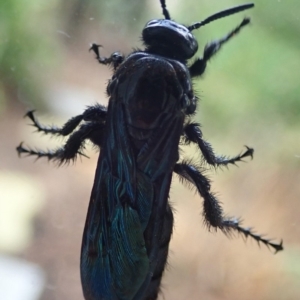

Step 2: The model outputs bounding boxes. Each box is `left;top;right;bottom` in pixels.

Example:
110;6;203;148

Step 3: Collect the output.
174;161;283;253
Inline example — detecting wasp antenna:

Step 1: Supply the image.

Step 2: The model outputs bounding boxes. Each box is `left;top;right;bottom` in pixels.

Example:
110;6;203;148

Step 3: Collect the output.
160;0;171;20
188;3;254;31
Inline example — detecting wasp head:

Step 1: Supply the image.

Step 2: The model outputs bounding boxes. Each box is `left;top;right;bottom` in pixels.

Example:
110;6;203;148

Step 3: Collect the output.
142;1;254;61
142;19;198;61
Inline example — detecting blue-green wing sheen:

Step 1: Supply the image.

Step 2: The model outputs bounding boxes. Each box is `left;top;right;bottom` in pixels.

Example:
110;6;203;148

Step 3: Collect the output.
80;52;187;300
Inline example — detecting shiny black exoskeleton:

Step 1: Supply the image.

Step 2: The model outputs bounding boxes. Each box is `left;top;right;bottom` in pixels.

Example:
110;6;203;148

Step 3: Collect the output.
17;1;283;299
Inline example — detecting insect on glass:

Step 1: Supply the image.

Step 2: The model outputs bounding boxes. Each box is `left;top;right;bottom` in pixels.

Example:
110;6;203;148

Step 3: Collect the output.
17;1;283;300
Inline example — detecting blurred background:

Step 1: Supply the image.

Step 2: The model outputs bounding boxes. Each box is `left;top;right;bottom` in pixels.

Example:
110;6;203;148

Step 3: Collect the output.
0;0;299;299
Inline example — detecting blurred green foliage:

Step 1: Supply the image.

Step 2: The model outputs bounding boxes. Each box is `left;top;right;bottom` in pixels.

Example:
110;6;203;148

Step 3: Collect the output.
175;0;300;123
0;1;62;110
0;0;148;111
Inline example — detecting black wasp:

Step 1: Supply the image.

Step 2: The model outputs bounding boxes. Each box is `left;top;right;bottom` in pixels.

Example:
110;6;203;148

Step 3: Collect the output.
17;1;283;299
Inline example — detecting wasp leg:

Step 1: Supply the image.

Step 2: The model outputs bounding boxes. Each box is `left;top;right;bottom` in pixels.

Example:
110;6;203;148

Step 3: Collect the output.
174;162;283;253
89;43;124;70
189;18;250;77
24;104;107;137
16;122;105;164
183;122;253;167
